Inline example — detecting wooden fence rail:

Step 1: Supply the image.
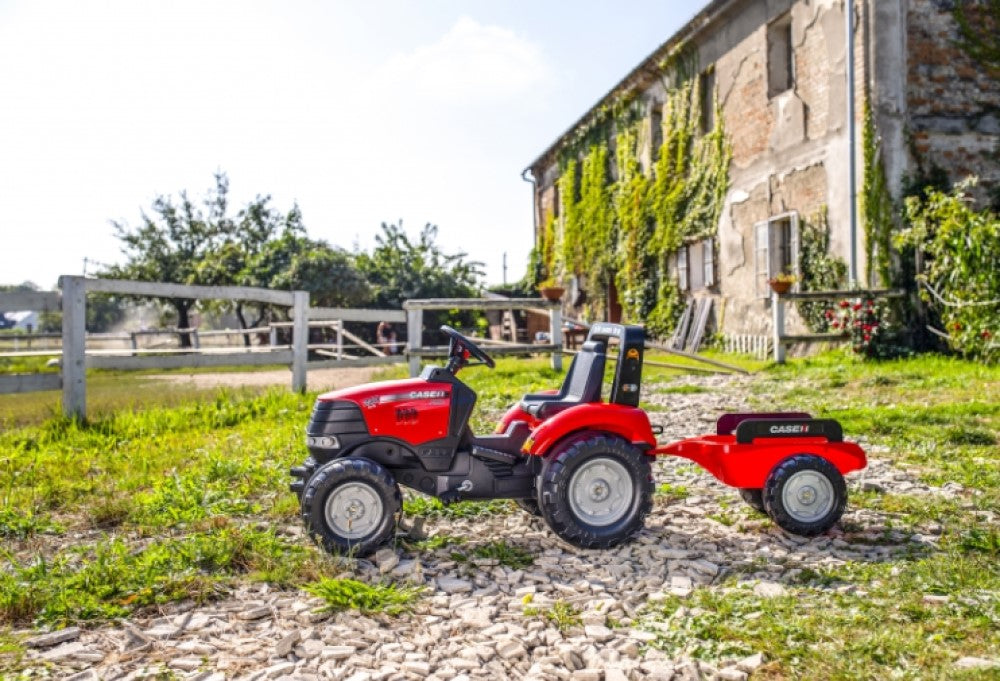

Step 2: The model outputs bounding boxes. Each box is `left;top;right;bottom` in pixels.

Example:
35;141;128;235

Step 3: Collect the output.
1;277;408;418
403;298;562;377
772;288;906;363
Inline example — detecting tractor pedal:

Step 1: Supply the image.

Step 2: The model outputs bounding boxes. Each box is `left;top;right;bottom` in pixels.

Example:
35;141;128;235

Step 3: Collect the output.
471;445;522;466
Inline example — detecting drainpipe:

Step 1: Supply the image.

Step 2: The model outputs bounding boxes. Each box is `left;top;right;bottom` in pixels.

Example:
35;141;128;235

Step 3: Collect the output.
846;0;859;286
521;166;537;238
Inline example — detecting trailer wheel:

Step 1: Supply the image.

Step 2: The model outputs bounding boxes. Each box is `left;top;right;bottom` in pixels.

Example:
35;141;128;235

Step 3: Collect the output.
763;455;846;536
539;434;653;549
301;458;401;557
739;488;766;514
515;498;543;517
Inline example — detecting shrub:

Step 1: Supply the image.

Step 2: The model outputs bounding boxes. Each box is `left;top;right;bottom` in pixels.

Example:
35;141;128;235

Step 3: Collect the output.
898;179;1000;361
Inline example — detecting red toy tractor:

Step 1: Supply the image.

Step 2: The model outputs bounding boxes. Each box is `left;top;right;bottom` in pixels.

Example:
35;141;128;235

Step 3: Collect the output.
291;324;866;556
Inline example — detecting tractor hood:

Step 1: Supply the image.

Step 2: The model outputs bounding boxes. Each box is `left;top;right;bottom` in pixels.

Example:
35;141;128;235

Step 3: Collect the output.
317;378;452;408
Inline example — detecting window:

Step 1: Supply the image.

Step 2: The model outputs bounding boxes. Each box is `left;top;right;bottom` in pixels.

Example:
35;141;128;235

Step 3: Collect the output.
767;14;795;97
699;68;716;134
678;246;689;291
754;213;800;298
703;237;716;287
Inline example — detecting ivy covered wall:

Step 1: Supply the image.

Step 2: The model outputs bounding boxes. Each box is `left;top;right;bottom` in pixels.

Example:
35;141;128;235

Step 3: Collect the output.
531;75;731;337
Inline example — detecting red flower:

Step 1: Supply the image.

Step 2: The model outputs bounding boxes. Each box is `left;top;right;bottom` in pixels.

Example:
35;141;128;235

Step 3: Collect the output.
840;300;850;308
852;303;862;311
983;330;992;339
863;324;872;332
864;334;871;341
832;321;840;328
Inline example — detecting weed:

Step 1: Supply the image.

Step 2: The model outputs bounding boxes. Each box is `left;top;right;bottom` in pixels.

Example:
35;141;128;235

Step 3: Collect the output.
403;534;462;552
402;495;513;519
0;509;62;539
655;483;690;502
454;540;534;569
545;600;582;631
305;578;422;616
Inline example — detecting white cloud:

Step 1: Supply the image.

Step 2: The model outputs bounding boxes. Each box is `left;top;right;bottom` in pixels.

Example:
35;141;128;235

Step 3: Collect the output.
376;17;550;104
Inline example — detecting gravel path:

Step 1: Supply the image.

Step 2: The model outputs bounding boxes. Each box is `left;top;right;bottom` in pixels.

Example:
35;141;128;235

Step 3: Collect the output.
20;373;956;681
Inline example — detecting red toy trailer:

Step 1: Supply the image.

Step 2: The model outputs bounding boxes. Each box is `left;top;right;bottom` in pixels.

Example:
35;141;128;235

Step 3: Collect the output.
291;324;866;556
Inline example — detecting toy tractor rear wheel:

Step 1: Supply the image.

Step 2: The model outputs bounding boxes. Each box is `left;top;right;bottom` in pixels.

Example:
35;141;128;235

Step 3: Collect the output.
763;454;847;536
301;457;401;556
739;488;766;514
538;434;653;549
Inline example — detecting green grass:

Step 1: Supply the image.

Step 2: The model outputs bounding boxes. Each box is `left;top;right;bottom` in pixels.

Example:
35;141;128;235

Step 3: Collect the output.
402;494;514;519
0;350;997;678
305;578;422;616
0;524;324;626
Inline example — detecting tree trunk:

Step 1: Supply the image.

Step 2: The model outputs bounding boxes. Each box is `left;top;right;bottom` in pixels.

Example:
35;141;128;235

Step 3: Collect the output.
176;301;193;348
236;303;251;348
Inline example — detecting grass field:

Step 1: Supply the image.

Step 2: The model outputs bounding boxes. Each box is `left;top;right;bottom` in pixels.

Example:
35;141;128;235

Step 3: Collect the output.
0;350;997;677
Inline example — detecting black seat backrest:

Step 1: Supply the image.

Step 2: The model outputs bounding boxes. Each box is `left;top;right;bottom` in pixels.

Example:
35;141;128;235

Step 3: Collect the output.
563;340;606;402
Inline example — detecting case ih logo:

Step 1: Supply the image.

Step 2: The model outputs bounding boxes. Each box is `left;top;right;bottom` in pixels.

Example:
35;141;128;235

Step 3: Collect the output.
364;390;447;408
770;424;810;434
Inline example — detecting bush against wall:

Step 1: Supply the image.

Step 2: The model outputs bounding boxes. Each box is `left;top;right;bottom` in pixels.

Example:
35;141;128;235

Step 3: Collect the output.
898;179;1000;361
797;208;848;332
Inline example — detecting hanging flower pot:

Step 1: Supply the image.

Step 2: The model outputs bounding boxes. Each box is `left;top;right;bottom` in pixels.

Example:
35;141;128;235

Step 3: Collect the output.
768;274;797;295
539;286;565;302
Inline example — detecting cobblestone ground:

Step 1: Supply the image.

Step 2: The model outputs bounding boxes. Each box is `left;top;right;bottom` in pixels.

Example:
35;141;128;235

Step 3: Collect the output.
20;374;963;681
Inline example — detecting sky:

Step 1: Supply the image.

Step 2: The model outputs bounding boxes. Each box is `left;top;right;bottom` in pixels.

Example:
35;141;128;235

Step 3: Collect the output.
0;0;705;290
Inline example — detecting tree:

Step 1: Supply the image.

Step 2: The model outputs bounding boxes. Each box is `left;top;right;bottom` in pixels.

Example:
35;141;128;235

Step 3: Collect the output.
107;173;236;346
356;222;483;307
355;222;484;339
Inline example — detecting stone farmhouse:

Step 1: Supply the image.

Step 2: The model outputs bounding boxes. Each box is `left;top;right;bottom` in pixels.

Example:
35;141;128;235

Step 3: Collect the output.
524;0;999;338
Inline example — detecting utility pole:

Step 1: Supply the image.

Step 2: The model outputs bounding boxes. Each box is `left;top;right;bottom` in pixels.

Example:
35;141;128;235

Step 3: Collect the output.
846;0;859;286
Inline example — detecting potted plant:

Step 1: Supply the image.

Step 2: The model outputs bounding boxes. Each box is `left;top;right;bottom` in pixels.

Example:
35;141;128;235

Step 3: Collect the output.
538;278;565;302
768;272;797;294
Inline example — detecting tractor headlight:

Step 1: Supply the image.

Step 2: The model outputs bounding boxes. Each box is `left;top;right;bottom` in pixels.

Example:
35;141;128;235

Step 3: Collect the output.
307;435;341;449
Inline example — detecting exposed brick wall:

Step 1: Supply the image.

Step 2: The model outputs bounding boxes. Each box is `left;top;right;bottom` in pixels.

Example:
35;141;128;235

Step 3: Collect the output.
718;27;772;166
907;0;1000;195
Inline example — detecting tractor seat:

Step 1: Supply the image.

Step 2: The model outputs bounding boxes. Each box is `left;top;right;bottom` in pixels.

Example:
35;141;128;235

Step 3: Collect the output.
519;340;606;419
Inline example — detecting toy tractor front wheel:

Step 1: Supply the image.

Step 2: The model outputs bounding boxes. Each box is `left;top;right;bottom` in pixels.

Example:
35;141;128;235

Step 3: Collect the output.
539;434;653;549
763;454;846;536
301;458;401;556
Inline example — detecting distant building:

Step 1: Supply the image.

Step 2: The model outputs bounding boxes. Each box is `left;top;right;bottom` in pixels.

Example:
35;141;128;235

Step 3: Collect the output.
525;0;999;336
1;310;39;332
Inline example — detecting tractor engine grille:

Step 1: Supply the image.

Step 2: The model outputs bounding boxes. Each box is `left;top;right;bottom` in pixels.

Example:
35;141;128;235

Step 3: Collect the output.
306;400;369;460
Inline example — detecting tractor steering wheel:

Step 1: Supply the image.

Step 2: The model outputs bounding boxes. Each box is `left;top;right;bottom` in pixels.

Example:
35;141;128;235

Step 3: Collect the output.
440;325;496;372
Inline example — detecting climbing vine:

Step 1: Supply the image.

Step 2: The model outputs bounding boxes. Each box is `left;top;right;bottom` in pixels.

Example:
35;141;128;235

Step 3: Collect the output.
796;208;848;332
862;99;894;287
537;67;731;337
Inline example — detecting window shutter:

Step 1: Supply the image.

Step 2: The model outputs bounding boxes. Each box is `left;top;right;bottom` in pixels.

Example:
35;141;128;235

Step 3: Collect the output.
703;238;715;287
754;221;769;298
678;246;689;291
789;213;801;291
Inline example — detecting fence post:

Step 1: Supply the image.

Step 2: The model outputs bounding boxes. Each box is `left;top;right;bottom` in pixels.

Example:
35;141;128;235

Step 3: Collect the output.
549;304;563;371
60;275;86;419
292;291;308;392
772;291;786;364
336;320;343;360
406;308;423;377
